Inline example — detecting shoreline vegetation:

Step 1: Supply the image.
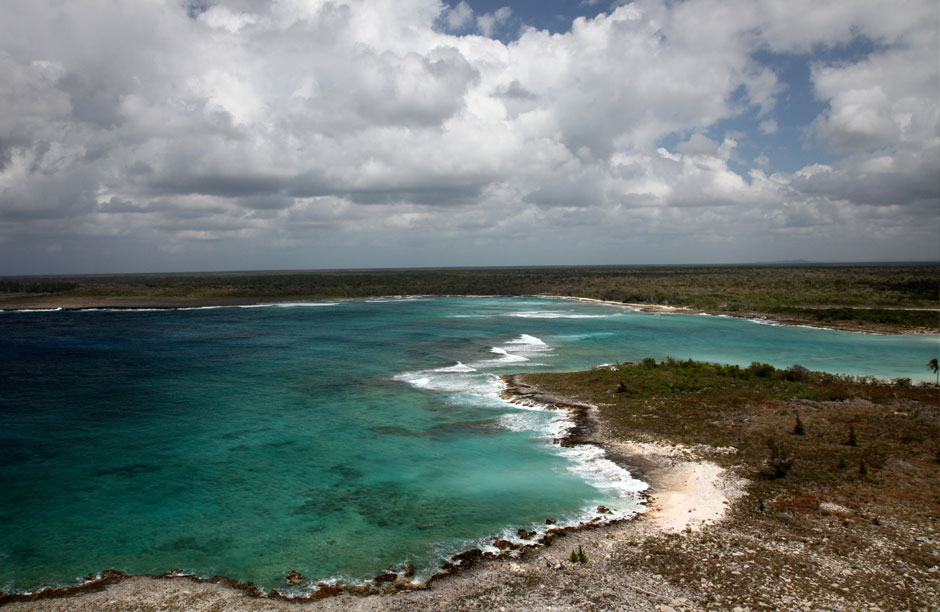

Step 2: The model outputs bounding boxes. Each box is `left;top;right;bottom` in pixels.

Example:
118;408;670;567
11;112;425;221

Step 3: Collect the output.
3;360;938;611
1;263;938;334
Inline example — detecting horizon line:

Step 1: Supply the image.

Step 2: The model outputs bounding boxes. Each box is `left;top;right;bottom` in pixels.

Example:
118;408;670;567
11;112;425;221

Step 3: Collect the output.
2;260;939;279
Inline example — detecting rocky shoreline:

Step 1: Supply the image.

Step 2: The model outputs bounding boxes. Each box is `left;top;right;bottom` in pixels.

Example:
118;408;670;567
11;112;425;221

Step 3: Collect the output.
6;368;931;611
0;375;670;611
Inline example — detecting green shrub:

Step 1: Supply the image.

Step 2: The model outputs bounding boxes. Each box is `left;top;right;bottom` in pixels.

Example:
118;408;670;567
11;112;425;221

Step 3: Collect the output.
748;362;776;378
820;386;851;401
846;426;858;447
784;364;811;382
765;438;794;478
792;414;806;436
570;545;587;564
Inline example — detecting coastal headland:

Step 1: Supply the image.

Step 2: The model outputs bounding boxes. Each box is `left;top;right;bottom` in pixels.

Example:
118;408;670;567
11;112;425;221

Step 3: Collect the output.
3;359;937;611
2;264;937;334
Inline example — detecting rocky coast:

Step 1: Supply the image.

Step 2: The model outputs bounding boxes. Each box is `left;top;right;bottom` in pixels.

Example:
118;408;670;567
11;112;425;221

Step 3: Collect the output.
0;377;747;612
2;365;938;612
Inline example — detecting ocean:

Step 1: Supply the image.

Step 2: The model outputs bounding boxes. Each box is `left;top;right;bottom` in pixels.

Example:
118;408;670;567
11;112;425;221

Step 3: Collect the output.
0;297;935;594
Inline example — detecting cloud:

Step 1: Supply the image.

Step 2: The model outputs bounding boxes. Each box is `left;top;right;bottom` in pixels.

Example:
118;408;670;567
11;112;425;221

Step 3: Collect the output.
442;1;475;32
791;153;939;208
198;5;259;33
811;34;937;155
677;134;721;157
759;119;778;134
0;0;937;273
440;2;514;38
477;7;513;38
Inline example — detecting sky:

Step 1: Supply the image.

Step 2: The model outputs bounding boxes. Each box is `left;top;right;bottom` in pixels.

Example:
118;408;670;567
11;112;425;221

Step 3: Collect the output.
0;0;937;274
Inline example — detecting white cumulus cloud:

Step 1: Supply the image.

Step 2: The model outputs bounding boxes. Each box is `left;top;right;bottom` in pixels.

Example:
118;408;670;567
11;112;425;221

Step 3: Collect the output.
0;0;936;273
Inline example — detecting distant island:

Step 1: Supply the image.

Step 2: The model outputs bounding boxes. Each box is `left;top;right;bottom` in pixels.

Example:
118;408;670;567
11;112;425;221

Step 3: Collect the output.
2;263;937;334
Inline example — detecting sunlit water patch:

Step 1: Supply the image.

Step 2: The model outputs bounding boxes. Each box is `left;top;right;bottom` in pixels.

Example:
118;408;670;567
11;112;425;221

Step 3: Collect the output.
0;297;935;594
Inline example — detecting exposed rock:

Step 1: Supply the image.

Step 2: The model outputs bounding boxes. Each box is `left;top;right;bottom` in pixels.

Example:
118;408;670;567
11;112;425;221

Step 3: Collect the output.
493;538;518;550
285;570;303;586
312;582;344;598
450;548;484;566
372;573;398;584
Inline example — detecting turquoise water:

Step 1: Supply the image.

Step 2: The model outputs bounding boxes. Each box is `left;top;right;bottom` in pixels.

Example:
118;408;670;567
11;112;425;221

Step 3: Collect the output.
0;297;936;594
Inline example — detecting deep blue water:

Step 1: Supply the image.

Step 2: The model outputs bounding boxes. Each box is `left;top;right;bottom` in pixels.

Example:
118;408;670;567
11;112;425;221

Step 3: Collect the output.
0;297;936;593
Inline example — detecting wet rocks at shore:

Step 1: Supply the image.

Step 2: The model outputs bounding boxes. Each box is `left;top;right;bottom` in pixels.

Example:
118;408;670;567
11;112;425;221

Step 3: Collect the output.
492;538;518;551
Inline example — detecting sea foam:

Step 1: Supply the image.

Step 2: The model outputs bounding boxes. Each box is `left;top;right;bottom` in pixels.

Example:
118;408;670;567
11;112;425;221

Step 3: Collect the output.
396;331;646;533
394;370;504;397
2;308;64;313
488;346;529;363
433;362;477;373
505;333;548;347
505;310;618;319
237;302;338;308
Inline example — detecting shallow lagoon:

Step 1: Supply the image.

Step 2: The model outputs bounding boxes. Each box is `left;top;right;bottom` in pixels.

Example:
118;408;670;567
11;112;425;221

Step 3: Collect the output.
0;297;935;593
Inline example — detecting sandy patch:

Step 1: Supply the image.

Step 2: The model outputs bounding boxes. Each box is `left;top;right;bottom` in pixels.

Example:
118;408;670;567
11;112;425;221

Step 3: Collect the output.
610;441;744;534
536;295;694;313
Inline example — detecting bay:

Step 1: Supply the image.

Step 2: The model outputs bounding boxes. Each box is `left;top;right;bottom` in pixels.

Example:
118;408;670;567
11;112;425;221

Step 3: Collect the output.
0;297;935;593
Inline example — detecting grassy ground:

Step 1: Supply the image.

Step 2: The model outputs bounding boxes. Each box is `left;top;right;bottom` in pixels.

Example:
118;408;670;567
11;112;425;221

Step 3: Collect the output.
521;359;940;611
1;264;937;332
